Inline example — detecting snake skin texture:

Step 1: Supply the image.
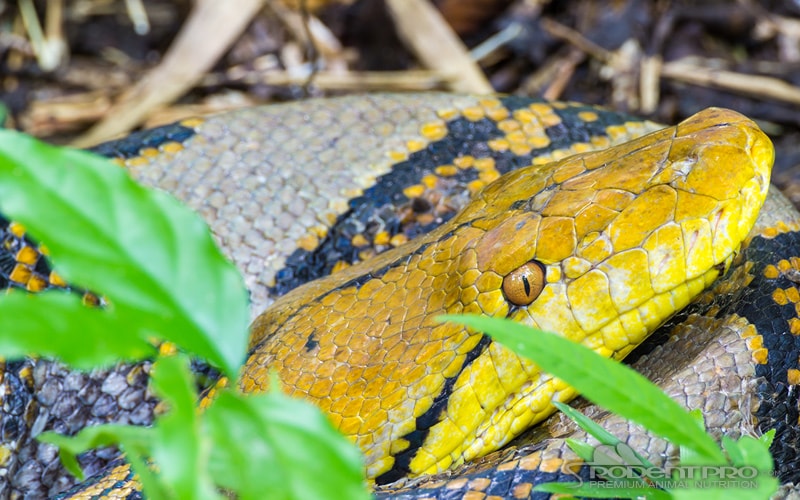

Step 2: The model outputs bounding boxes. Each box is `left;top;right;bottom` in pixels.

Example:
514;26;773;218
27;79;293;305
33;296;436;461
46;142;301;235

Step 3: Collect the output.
0;94;798;500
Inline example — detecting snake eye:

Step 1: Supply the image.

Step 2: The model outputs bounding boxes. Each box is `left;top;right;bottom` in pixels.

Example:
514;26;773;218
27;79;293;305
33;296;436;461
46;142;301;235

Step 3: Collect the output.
502;261;546;306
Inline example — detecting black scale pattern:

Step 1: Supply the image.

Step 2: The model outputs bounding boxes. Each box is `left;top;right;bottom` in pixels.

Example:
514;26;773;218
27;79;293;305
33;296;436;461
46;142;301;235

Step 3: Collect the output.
727;231;800;483
0;216;52;292
272;97;636;296
375;335;493;484
87;123;195;159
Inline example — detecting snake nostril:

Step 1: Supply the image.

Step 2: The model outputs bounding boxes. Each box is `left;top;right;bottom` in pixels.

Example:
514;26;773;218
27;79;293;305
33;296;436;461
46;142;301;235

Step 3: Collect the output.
502;260;546;306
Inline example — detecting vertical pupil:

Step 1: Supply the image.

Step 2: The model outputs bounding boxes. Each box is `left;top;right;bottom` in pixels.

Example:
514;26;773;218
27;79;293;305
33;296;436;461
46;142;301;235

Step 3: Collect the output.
522;274;531;296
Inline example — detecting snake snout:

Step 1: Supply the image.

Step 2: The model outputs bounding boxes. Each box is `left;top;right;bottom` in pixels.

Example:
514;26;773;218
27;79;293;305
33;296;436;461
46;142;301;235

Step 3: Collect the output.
675;107;773;195
744;118;775;193
670;108;774;250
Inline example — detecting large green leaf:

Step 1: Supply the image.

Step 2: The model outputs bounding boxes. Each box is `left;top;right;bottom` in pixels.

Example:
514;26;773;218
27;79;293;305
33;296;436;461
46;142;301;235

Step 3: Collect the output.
0;130;249;376
204;378;370;500
440;315;726;463
0;291;154;368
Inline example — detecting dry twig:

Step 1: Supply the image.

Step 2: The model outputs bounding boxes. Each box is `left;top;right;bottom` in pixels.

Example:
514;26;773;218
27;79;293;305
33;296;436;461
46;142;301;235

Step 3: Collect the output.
74;0;267;147
661;59;800;106
384;0;492;94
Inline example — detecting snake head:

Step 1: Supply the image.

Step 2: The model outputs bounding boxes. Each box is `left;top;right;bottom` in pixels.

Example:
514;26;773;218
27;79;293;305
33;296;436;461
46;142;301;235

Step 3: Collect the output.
461;108;773;356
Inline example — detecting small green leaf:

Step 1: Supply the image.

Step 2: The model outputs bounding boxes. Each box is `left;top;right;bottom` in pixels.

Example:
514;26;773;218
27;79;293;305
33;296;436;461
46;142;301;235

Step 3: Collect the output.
721;436;745;465
205;388;369;500
440;315;726;463
565;438;596;462
149;355;221;500
0;130;249;376
758;429;775;448
554;402;622;448
724;435;774;471
670;477;777;500
40;424;152;481
0;291;154;368
534;482;671;499
555;402;661;488
658;433;777;500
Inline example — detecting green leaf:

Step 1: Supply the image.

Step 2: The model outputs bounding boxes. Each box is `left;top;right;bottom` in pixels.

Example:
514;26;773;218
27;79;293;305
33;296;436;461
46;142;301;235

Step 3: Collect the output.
554;402;623;448
41;355;222;500
758;429;775;448
440;315;726;463
40;424;152;481
0;130;249;376
204;385;369;500
565;438;596;462
722;434;774;473
534;482;671;499
148;355;221;500
0;291;154;368
720;434;778;500
678;432;775;498
677;410;711;467
554;402;662;487
721;436;745;466
42;418;169;499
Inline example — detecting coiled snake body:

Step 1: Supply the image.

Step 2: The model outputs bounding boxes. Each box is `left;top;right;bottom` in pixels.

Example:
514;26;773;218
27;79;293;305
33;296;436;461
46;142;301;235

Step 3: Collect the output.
1;94;799;499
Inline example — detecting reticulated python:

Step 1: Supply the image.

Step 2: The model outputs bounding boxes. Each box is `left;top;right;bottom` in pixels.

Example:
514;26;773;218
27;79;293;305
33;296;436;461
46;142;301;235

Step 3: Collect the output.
0;94;798;499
